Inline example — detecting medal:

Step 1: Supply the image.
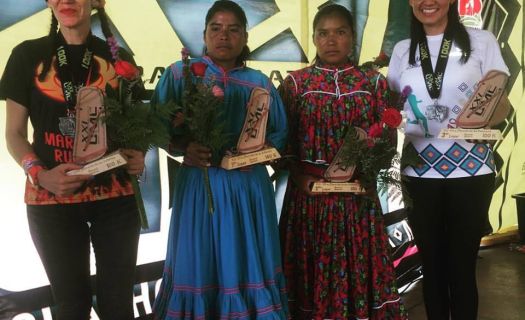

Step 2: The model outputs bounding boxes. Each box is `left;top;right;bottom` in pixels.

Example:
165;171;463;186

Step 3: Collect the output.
59;109;76;137
419;25;454;118
425;99;449;123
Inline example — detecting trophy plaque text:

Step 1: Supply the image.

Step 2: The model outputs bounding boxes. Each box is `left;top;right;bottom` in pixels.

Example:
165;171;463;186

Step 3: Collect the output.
311;182;365;193
67;150;127;176
438;128;503;140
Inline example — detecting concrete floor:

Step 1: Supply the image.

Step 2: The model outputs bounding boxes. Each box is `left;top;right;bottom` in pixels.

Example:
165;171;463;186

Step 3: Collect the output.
401;243;525;320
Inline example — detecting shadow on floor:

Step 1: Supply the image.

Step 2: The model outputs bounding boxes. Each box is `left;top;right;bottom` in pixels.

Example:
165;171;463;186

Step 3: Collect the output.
401;243;525;320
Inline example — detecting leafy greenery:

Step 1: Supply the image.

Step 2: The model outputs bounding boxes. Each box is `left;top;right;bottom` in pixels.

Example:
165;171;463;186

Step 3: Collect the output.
177;53;228;214
338;126;399;194
104;83;178;153
102;81;178;229
183;82;228;164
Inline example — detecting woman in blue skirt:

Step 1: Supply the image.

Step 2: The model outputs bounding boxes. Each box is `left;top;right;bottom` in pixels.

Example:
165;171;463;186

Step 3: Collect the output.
152;1;289;319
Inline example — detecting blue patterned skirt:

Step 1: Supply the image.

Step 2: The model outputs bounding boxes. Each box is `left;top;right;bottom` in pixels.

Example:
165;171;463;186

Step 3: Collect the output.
153;165;289;319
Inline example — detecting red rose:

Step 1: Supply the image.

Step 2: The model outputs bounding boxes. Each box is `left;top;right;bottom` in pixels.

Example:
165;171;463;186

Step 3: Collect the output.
368;122;383;139
190;62;207;77
377;51;389;62
381;108;402;128
114;60;139;80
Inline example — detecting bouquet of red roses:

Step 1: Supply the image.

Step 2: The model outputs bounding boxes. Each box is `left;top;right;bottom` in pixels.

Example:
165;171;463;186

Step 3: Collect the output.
176;48;228;214
103;39;177;229
338;108;403;193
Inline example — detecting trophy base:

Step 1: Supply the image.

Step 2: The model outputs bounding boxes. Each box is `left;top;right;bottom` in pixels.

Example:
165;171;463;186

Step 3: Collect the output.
221;147;280;170
67;150;127;176
311;182;365;193
438;128;503;140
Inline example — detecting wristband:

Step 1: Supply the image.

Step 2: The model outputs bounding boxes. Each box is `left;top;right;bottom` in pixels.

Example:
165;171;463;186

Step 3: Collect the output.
21;154;46;187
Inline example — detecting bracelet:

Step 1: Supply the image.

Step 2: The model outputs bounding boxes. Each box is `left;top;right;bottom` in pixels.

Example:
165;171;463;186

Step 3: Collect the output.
21;154;46;187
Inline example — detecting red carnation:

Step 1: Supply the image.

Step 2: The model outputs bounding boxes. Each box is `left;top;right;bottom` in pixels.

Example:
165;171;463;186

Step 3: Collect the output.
381;108;402;128
190;62;207;77
114;60;140;81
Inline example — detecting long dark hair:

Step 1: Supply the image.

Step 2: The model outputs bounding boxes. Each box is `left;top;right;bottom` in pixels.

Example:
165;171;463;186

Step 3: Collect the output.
203;0;250;66
39;6;114;81
311;4;355;65
408;2;471;65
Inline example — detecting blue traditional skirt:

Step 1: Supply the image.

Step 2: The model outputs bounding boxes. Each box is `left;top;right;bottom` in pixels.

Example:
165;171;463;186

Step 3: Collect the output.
153;165;289;319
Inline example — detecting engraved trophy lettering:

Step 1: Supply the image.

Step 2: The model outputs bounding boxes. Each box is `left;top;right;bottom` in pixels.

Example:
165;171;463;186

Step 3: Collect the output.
220;87;280;170
67;87;127;176
439;70;510;140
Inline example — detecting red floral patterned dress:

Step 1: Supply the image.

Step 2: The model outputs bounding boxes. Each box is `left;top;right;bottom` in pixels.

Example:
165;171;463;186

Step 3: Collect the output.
279;62;407;320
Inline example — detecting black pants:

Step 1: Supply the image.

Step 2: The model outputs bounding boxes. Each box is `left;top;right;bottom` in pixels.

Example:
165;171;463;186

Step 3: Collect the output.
404;174;494;320
27;195;141;320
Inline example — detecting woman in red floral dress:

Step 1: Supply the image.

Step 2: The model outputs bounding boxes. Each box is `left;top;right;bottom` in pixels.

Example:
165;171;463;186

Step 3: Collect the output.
278;4;407;320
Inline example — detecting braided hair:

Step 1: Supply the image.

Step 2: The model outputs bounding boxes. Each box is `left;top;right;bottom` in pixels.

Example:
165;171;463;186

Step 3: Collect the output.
39;4;115;81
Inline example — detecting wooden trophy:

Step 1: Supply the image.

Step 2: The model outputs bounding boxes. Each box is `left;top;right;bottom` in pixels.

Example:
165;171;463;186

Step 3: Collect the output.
220;87;280;170
67;87;127;176
310;127;367;193
439;70;510;141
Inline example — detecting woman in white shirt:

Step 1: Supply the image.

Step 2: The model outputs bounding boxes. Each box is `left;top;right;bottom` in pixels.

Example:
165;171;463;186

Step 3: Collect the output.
387;1;508;319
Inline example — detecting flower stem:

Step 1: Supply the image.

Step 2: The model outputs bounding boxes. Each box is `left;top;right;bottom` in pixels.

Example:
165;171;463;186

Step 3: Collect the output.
131;176;149;229
203;167;214;214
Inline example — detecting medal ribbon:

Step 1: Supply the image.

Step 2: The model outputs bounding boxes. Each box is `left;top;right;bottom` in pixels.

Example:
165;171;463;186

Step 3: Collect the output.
55;33;94;111
419;26;454;100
